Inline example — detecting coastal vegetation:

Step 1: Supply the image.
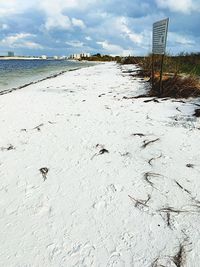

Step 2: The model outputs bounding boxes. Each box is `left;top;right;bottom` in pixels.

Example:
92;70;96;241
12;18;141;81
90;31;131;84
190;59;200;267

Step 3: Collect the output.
118;53;200;98
81;53;120;62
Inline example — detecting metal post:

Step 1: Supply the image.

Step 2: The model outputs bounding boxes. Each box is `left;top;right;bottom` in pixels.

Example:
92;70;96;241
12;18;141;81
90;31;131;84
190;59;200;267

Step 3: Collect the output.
159;54;164;95
151;53;155;91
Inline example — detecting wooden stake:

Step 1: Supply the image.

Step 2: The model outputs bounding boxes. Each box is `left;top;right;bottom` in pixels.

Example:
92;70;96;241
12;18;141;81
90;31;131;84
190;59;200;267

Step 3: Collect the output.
151;53;155;91
159;54;164;95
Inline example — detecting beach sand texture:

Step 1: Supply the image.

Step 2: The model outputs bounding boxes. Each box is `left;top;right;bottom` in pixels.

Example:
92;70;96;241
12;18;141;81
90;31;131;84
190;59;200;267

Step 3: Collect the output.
0;62;200;266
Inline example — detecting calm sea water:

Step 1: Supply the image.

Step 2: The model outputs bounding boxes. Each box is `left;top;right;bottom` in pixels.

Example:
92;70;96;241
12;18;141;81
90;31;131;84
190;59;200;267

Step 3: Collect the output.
0;59;95;92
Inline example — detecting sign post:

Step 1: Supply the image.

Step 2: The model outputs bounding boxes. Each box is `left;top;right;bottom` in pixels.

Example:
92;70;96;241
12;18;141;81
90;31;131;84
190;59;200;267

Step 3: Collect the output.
152;18;169;95
151;53;155;90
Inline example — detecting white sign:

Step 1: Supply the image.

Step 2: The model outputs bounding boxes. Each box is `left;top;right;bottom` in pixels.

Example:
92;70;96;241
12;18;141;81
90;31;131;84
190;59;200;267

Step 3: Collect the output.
152;18;169;55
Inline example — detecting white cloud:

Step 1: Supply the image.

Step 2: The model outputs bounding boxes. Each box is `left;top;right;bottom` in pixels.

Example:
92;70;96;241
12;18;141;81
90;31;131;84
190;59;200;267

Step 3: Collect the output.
65;40;84;47
0;0;199;55
0;0;36;17
21;41;43;49
156;0;199;13
38;0;87;30
176;37;195;45
0;0;89;31
0;0;97;17
115;17;143;45
45;14;71;30
39;0;96;12
0;1;21;16
97;40;121;52
39;0;94;30
44;16;86;31
0;23;9;30
122;26;143;44
72;18;85;29
85;36;92;41
169;32;195;46
97;40;132;56
1;33;33;45
0;33;43;49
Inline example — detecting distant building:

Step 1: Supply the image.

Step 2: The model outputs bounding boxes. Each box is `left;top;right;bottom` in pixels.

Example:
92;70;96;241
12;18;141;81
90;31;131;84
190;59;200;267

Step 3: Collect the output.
81;53;90;58
60;56;67;60
8;51;14;57
70;53;90;60
41;55;47;59
72;54;81;59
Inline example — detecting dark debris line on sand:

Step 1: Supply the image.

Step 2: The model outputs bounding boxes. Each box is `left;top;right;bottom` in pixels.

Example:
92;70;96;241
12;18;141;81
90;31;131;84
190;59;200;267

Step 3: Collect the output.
119;66;196;267
39;167;49;181
193;108;200;117
152;244;186;267
131;133;146;137
142;138;160;149
91;146;109;160
0;144;15;151
33;123;44;131
148;154;162;166
0;68;81;96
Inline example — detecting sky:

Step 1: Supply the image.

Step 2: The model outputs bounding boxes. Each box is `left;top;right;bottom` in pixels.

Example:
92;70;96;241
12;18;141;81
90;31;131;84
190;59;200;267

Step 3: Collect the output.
0;0;199;56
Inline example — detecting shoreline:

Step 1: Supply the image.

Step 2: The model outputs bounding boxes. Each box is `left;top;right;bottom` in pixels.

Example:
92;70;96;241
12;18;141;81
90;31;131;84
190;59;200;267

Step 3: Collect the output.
0;62;199;266
0;57;44;60
0;68;79;96
0;63;100;96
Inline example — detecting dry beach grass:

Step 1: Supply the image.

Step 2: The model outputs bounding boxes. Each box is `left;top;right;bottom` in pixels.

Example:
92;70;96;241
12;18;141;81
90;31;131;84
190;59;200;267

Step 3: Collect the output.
150;74;200;98
121;54;200;99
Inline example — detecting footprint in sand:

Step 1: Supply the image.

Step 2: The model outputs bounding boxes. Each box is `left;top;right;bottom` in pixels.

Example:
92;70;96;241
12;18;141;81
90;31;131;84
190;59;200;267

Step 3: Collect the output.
107;253;125;267
152;257;178;267
92;184;124;211
118;232;135;250
67;242;95;266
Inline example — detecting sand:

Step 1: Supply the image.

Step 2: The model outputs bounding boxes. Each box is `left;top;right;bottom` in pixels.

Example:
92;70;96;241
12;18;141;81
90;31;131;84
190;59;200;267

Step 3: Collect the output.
0;62;200;266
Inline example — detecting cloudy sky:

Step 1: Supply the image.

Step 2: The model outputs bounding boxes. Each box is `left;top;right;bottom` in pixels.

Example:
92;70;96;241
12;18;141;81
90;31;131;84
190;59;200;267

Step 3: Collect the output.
0;0;199;56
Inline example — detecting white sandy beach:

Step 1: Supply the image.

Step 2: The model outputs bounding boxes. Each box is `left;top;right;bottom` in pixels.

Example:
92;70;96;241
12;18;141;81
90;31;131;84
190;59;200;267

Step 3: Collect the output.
0;62;200;266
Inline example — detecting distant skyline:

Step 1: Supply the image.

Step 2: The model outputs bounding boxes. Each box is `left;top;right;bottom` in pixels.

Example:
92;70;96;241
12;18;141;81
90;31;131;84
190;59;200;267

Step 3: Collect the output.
0;0;199;56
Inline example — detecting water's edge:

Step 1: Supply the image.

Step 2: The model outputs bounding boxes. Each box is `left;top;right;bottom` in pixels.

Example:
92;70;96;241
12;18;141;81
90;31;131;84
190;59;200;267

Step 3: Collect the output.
0;66;86;96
